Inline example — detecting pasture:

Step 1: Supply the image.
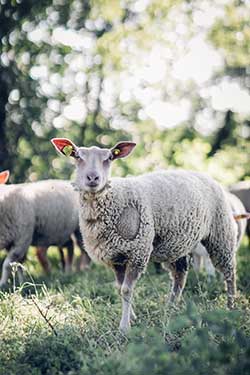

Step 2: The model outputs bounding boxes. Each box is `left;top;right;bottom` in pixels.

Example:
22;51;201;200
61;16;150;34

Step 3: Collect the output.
1;0;250;374
1;241;250;375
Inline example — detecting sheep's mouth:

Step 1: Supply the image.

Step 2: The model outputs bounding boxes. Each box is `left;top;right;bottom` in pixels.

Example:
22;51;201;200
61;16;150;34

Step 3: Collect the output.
86;185;99;192
87;182;99;188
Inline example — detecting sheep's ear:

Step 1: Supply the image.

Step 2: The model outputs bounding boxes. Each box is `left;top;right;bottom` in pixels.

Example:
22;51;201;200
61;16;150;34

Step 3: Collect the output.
110;142;136;160
0;170;10;184
234;213;250;221
51;138;78;158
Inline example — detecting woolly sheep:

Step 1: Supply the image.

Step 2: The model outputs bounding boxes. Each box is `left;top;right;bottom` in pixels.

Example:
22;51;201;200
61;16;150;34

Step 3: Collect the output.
0;179;90;287
0;171;79;274
229;181;250;247
192;192;248;275
51;138;238;332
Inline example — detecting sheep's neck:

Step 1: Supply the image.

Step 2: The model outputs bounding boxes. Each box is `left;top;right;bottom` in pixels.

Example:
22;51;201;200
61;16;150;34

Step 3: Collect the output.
79;185;112;222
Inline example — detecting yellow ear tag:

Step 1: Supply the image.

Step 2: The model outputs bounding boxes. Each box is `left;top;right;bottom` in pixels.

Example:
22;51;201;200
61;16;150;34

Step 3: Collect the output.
63;145;73;157
113;149;120;156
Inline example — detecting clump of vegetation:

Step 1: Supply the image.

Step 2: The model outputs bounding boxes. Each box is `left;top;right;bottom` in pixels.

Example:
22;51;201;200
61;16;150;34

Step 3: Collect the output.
1;241;250;374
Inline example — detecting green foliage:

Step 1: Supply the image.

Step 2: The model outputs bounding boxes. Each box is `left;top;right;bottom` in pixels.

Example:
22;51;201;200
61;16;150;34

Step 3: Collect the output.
210;1;250;68
1;0;250;186
1;241;250;374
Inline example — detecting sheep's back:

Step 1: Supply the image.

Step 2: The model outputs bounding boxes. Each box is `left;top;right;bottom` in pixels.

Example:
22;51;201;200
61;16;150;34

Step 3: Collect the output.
23;180;79;246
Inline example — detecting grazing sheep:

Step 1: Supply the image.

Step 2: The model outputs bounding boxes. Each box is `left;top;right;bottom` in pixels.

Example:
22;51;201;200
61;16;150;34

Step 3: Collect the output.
0;180;90;287
51;138;238;332
192;192;248;275
230;181;250;248
0;171;85;274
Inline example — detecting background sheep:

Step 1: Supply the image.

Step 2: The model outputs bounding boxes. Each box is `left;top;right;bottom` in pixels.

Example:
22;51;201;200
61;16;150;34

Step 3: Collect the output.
229;181;250;248
35;239;74;274
192;192;248;276
0;179;90;287
52;138;238;333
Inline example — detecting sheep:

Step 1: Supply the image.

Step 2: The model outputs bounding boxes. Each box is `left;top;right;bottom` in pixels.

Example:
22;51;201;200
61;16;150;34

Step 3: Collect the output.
229;181;250;248
0;170;81;274
192;192;248;276
0;179;91;287
51;138;238;332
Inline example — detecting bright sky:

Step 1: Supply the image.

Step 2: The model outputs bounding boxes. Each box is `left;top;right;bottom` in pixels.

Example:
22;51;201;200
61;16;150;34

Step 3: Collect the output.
24;0;250;133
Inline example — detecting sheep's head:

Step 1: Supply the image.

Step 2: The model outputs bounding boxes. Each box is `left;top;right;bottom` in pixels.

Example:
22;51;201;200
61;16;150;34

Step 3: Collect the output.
51;138;136;193
0;170;10;184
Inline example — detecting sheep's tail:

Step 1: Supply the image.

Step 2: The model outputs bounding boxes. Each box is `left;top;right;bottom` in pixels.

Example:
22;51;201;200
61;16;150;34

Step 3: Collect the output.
234;213;250;221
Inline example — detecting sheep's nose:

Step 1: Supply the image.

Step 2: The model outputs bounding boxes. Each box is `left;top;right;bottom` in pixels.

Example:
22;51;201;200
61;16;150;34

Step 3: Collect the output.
86;173;100;186
87;173;100;182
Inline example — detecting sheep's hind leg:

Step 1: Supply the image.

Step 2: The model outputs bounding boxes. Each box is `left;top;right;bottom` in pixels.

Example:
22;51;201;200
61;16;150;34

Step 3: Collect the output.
75;229;91;270
168;256;189;303
64;239;74;273
202;237;237;309
119;265;141;333
58;247;65;271
36;247;50;274
113;264;136;321
212;254;236;309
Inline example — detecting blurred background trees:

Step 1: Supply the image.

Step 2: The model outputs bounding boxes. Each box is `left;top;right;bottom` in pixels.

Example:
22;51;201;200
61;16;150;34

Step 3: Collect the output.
1;0;250;184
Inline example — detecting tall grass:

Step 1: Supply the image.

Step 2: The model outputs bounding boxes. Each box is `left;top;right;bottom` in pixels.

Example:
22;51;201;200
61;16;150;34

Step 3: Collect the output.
0;240;250;375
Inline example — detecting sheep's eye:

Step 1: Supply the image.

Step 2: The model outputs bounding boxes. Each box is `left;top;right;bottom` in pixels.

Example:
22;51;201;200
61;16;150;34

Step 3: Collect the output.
103;157;111;164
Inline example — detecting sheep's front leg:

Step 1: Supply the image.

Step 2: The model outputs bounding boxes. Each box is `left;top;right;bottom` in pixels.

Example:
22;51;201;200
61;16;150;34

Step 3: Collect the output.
119;266;140;333
113;264;126;293
64;240;74;273
113;264;137;321
0;240;30;287
58;247;65;271
169;256;189;303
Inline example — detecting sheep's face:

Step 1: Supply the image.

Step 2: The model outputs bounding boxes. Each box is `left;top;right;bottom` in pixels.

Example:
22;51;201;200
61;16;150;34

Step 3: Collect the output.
74;146;112;192
51;138;136;193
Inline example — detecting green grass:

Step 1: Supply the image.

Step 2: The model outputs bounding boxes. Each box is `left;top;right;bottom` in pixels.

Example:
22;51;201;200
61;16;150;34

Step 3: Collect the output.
1;240;250;375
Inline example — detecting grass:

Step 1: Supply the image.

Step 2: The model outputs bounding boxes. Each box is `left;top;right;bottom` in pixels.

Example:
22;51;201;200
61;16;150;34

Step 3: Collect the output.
0;240;250;375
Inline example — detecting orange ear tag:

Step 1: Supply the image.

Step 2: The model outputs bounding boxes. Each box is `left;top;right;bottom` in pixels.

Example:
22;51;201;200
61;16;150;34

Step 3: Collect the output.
63;145;73;157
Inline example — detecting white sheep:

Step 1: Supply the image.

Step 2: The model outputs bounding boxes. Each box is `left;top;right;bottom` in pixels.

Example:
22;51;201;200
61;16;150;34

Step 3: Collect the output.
192;192;248;276
229;181;250;248
0;179;90;286
51;138;239;332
